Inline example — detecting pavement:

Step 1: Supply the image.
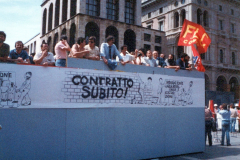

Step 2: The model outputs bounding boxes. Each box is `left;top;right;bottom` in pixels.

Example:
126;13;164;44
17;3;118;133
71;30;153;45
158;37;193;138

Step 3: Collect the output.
152;131;240;160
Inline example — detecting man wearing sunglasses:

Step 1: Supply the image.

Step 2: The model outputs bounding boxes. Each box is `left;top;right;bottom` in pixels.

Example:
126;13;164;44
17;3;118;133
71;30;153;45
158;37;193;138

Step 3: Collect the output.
84;36;100;60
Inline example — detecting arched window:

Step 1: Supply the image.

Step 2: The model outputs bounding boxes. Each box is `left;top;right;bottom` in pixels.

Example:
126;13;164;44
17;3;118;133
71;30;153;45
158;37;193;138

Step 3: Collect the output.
205;74;210;90
220;49;224;63
229;77;239;99
34;41;36;53
85;22;100;46
53;33;59;55
55;0;60;27
124;29;136;52
174;12;179;28
180;9;186;25
70;23;76;47
216;76;227;92
42;9;47;35
61;28;67;36
232;52;236;65
106;26;119;49
86;0;100;16
106;0;119;20
125;0;135;24
203;10;208;27
48;3;53;32
62;0;68;22
70;0;77;17
197;8;202;25
47;37;52;52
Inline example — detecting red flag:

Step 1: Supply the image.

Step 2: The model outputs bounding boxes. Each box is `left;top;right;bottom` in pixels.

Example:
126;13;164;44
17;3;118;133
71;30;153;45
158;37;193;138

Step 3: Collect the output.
191;45;205;72
178;19;211;72
209;100;214;113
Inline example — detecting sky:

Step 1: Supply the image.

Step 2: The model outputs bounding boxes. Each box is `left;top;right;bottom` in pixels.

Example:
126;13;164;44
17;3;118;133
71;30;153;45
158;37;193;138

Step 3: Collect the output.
0;0;42;50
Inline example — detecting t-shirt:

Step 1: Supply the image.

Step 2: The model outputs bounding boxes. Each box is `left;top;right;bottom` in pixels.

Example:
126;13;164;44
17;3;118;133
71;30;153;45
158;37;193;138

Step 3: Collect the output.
34;51;55;65
84;45;100;58
54;41;67;59
0;43;10;57
9;49;29;60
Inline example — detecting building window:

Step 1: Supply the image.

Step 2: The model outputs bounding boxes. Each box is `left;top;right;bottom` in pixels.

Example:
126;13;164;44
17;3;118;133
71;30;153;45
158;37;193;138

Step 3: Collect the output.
197;9;202;25
219;20;223;30
55;0;60;27
86;0;100;16
203;11;208;27
155;46;162;54
144;44;151;52
181;0;185;4
125;0;135;24
107;0;119;20
231;9;234;15
204;0;208;6
48;4;53;32
159;7;163;14
232;52;236;65
155;36;162;44
231;23;235;33
148;12;151;18
200;53;205;60
42;9;47;35
220;49;224;63
174;1;178;7
144;33;151;41
62;0;68;22
181;9;186;25
147;24;152;29
197;0;201;4
159;21;164;31
70;0;77;17
219;5;222;11
174;12;179;28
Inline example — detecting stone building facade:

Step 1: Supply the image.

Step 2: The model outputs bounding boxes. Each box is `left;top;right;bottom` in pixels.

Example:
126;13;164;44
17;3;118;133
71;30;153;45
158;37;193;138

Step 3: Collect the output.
142;0;240;102
38;0;166;56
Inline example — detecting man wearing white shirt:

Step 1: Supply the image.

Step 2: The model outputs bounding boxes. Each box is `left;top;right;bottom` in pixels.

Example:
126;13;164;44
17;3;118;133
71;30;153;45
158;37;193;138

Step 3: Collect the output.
34;42;55;66
116;45;137;64
142;50;158;67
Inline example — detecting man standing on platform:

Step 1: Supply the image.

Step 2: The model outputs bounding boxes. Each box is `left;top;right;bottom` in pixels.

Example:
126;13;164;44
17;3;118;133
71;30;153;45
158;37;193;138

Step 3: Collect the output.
8;41;30;64
0;31;10;62
34;42;55;66
54;35;71;67
176;53;192;71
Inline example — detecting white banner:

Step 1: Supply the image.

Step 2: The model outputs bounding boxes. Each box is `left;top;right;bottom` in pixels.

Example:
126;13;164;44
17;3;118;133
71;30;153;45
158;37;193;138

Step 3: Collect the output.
0;64;204;108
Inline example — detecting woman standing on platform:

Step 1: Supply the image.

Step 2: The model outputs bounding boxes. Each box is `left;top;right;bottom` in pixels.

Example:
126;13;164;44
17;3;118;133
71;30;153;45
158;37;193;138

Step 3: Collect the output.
218;103;231;146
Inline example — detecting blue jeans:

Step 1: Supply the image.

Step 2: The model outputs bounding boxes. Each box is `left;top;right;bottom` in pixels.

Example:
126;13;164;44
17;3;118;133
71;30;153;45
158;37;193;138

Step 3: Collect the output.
56;59;66;67
221;120;230;145
230;117;236;132
205;121;212;146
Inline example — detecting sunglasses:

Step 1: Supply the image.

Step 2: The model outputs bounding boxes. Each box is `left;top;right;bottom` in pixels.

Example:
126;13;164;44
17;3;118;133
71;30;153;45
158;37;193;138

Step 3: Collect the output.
89;41;95;43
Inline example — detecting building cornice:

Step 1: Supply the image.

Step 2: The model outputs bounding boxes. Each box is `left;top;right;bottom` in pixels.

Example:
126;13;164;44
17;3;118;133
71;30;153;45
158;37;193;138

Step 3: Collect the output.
41;0;49;7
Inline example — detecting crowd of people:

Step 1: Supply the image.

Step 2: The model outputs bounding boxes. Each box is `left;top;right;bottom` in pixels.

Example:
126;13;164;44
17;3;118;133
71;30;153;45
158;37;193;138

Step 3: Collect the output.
0;31;193;71
205;103;240;146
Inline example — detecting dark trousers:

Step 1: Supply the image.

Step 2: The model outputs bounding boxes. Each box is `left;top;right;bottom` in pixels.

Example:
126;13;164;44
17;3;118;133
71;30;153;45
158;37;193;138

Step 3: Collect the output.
205;121;212;146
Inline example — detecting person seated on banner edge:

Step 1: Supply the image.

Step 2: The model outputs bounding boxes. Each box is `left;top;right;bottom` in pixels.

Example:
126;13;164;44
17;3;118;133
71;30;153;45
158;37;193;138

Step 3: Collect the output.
100;35;125;70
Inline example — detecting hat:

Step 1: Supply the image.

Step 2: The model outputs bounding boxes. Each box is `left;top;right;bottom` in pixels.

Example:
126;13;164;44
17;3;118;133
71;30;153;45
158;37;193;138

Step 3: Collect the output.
214;104;218;107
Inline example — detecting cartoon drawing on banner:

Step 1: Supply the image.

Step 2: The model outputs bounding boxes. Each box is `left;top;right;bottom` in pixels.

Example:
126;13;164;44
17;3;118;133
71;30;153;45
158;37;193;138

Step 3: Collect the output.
0;71;32;108
157;78;165;105
63;71;195;106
